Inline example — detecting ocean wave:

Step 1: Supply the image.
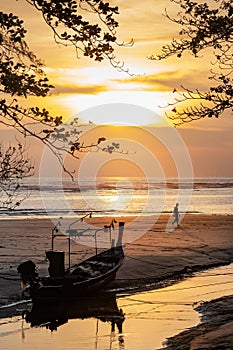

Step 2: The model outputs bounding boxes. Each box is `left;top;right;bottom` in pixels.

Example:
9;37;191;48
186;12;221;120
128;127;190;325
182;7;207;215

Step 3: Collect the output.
21;181;233;193
1;177;232;219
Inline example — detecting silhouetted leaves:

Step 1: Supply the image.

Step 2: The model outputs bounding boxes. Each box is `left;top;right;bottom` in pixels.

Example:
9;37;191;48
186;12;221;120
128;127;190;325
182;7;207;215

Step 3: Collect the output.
0;143;34;209
0;3;125;178
149;0;233;124
26;0;123;64
97;137;106;144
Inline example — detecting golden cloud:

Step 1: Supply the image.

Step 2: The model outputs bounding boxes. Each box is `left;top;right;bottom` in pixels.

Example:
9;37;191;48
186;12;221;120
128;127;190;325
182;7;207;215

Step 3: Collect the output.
52;84;108;95
112;69;211;92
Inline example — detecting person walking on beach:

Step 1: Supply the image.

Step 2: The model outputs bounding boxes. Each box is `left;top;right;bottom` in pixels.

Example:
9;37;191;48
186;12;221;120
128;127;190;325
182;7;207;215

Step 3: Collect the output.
172;203;179;226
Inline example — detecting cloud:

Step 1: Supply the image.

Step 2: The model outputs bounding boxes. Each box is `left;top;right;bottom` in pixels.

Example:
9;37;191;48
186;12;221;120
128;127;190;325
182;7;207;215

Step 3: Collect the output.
112;69;211;92
52;84;108;95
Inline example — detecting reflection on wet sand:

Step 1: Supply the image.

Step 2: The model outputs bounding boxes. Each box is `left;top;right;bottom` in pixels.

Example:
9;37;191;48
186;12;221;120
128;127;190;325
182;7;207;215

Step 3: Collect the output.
22;293;125;347
1;264;233;349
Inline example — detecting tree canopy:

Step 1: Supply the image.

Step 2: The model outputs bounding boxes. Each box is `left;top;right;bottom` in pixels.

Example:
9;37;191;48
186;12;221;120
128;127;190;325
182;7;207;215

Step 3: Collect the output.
0;1;124;177
25;0;128;65
1;0;232;169
150;0;233;125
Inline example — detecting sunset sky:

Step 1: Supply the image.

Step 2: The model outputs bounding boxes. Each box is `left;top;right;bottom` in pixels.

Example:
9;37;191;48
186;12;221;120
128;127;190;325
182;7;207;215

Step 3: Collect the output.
1;0;233;177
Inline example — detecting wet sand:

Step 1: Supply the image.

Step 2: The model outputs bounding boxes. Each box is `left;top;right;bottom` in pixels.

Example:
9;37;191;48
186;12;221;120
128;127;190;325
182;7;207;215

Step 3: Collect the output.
161;295;233;349
0;214;233;347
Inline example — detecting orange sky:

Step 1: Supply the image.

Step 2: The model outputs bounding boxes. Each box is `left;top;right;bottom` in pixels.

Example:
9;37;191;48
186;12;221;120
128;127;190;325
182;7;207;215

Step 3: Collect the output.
1;0;233;177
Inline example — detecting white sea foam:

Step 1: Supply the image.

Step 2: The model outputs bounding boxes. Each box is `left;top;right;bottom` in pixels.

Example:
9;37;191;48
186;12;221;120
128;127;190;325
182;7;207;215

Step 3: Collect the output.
0;177;232;219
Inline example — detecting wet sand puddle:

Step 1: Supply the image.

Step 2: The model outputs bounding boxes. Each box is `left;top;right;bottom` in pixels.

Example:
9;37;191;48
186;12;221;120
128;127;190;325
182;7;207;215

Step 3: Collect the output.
1;264;233;350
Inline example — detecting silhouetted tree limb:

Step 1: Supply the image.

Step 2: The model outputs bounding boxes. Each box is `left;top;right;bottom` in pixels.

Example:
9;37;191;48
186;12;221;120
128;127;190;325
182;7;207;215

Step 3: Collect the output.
0;3;129;178
0;143;34;209
149;0;233;124
25;0;133;70
164;82;233;126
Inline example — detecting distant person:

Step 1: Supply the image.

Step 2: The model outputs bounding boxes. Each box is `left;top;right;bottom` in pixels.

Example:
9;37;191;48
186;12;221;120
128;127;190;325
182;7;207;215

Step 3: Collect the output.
172;203;179;226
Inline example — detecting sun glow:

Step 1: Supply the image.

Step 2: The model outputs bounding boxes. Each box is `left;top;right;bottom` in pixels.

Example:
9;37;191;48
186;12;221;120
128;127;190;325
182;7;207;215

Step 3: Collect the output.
104;194;132;211
60;91;172;126
77;100;162;126
43;61;175;126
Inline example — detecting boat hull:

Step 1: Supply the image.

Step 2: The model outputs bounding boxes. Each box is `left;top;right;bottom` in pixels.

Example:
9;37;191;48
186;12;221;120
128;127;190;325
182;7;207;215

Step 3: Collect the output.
27;246;124;302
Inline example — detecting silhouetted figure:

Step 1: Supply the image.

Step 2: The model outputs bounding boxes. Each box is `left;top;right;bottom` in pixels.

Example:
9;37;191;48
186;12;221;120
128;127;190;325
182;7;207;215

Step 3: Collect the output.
172;203;179;226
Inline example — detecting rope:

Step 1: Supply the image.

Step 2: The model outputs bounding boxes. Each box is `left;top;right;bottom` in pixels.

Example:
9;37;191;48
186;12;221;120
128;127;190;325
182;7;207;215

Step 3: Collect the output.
144;280;233;294
0;274;20;281
125;255;165;267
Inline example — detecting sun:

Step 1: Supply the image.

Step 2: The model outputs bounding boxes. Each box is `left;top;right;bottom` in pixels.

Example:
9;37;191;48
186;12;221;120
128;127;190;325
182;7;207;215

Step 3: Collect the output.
67;95;169;127
46;64;172;127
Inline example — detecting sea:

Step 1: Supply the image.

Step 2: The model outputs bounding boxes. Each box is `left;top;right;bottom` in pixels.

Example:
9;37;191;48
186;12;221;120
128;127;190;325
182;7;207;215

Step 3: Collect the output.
0;177;233;349
1;177;232;219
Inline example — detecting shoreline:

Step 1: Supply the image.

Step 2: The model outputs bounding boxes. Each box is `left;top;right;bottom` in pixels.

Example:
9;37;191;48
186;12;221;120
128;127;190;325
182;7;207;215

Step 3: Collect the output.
1;214;233;302
161;294;233;349
0;210;213;222
1;213;233;348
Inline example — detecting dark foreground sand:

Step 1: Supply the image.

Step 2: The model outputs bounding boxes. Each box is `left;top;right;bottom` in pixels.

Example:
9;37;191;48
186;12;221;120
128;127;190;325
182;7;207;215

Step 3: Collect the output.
0;214;233;348
161;295;233;350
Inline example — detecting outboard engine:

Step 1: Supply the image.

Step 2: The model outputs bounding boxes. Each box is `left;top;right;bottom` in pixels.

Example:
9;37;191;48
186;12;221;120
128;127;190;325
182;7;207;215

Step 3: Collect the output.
17;260;38;285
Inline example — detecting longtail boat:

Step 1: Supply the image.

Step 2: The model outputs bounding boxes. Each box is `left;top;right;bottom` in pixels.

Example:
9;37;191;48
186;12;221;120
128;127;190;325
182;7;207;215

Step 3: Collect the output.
18;221;125;301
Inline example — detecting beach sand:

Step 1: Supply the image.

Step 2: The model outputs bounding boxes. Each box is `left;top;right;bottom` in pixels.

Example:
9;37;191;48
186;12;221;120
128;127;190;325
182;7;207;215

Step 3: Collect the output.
161;294;233;349
0;214;233;347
